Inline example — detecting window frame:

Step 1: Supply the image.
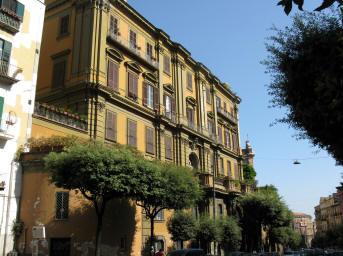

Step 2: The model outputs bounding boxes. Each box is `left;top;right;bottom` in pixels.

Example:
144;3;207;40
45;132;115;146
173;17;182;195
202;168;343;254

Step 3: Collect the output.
105;110;117;142
145;126;155;155
187;71;193;91
55;191;69;220
165;135;173;160
127;119;137;147
51;59;66;89
59;14;70;37
163;54;170;75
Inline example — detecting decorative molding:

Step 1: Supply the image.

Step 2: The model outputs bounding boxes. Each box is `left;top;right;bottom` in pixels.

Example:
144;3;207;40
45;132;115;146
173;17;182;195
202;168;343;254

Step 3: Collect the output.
163;83;174;94
50;49;71;60
207;111;214;119
142;72;158;84
186;96;197;107
106;47;124;62
218;118;225;125
125;61;143;74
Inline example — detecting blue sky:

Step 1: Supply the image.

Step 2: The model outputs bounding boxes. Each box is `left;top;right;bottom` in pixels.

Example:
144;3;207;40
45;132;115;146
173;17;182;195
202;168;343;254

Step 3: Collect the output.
127;1;343;217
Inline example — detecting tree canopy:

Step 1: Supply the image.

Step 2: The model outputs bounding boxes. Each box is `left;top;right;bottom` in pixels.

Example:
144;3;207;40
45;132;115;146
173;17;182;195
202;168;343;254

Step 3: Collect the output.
243;164;256;181
264;10;343;165
277;0;343;15
195;216;218;253
217;216;241;253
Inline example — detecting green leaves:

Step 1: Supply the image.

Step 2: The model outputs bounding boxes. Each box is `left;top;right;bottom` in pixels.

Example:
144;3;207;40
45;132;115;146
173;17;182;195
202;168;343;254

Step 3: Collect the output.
243;164;256;181
277;0;340;14
167;210;196;242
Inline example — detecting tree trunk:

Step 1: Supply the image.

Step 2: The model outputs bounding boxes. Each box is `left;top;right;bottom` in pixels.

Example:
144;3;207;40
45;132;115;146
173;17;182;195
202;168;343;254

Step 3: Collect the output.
95;212;103;256
150;217;155;255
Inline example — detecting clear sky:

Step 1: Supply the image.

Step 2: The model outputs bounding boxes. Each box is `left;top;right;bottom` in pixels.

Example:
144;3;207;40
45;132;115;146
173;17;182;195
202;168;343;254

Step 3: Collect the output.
126;0;343;217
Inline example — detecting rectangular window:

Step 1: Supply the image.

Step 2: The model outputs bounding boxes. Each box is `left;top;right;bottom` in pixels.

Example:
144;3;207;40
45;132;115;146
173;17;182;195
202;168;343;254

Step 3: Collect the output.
55;192;69;220
234;163;239;180
218;126;223;144
187;72;192;91
165;135;173;160
147;84;154;108
224;130;230;149
50;238;71;256
154;208;164;221
143;82;159;110
186;107;194;128
163;55;170;75
0;39;12;75
210;153;215;174
223;102;227;113
164;94;171;119
59;15;69;36
216;96;221;111
0;97;4;127
146;42;153;59
127;72;138;100
220;157;224;175
208;119;215;136
232;133;238;152
105;110;117;142
1;0;24;21
146;127;154;155
206;87;211;104
129;30;137;49
218;204;223;215
110;15;118;35
127;119;137;147
107;60;119;91
52;60;66;89
227;160;232;177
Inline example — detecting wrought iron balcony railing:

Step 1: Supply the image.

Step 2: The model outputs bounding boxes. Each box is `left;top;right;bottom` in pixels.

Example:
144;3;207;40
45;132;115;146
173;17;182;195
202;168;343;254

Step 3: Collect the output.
217;106;238;124
0;60;21;84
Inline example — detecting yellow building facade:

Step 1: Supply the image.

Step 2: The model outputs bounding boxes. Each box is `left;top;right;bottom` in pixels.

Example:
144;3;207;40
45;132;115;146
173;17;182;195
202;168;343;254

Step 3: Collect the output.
0;0;45;254
17;0;253;255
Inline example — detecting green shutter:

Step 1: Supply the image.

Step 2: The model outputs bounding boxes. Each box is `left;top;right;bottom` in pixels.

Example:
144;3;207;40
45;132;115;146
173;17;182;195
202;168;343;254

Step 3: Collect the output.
0;96;4;127
16;2;24;22
2;40;11;62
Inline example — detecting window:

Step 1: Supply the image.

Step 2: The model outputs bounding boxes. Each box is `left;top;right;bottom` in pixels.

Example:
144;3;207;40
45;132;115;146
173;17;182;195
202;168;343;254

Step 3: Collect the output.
218;204;223;216
107;60;119;91
164;94;175;120
206;87;211;104
0;0;24;22
218;126;223;144
120;237;127;250
143;82;159;110
0;39;11;75
216;96;221;111
208;120;214;136
129;30;137;49
155;208;164;221
163;55;170;75
227;160;232;177
234;163;239;180
105;110;117;142
55;192;69;220
50;238;70;256
146;127;154;155
165;135;173;160
127;119;137;147
186;107;194;127
59;15;69;36
223;102;227;113
220;157;224;175
0;97;4;127
232;133;238;152
52;60;66;89
110;15;118;35
127;72;138;100
187;72;192;91
146;42;153;60
210;153;215;174
224;130;230;149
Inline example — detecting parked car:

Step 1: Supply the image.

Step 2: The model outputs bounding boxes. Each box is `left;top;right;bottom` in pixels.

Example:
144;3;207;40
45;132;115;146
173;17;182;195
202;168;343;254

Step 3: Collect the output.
168;249;205;256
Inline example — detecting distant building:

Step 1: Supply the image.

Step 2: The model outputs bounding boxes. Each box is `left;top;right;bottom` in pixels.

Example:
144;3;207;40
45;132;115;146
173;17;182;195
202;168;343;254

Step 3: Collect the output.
242;140;255;167
293;212;315;248
315;189;343;236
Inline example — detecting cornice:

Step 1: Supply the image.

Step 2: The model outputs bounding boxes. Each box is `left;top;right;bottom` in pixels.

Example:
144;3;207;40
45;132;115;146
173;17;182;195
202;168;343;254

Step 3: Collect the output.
186;96;197;107
163;83;174;95
142;72;158;84
125;61;143;74
106;47;124;62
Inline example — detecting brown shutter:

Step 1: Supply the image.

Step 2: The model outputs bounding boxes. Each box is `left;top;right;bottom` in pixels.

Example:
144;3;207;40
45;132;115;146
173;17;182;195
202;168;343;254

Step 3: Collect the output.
227;160;232;177
224;130;227;147
146;127;154;154
113;62;119;91
165;136;172;160
234;163;239;179
218;126;222;144
154;86;159;111
171;97;176;115
220;158;224;175
107;60;114;89
133;74;138;98
164;55;170;74
128;120;137;147
224;102;227;112
128;72;132;96
106;111;116;141
52;61;66;88
206;87;211;104
143;82;147;106
187;72;192;90
210;153;214;173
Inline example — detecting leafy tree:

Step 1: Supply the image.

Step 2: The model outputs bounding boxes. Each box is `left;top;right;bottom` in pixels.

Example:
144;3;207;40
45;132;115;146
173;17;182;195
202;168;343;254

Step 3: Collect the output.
135;164;202;249
195;215;218;253
277;0;343;15
264;10;343;165
243;164;256;181
217;216;241;253
45;141;142;256
167;210;196;249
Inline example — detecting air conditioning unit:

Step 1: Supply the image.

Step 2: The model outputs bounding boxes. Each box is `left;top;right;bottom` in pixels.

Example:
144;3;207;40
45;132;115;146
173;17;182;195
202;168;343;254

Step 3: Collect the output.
32;226;45;239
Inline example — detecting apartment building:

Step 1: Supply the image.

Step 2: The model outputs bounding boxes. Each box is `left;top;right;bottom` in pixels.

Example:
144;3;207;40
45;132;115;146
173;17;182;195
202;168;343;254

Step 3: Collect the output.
0;0;45;254
293;212;315;248
17;0;249;255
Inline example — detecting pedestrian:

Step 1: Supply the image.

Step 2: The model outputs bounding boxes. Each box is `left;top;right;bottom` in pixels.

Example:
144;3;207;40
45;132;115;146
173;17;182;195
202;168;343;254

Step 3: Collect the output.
155;249;164;256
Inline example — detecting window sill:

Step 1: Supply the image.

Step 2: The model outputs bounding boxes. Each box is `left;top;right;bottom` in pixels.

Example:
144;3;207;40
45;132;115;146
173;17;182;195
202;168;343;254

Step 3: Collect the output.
154;219;165;223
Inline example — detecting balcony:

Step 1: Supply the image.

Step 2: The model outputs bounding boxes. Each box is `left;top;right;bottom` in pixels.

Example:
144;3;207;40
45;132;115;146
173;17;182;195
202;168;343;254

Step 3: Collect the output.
217;107;238;124
107;30;159;69
198;173;211;187
224;178;241;193
0;8;21;34
0;61;21;84
160;106;177;123
0;116;16;140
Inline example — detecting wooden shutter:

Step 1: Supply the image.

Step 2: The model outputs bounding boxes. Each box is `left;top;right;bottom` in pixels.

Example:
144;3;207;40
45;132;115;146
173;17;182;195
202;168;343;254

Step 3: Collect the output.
60;15;69;35
128;120;137;147
165;135;172;160
113;62;119;91
216;96;221;110
133;74;138;98
218;126;222;144
164;55;170;74
110;16;118;33
224;130;227;147
220;158;224;175
52;61;66;89
107;60;114;89
105;111;116;141
128;72;132;96
171;96;176;116
2;40;12;63
154;86;159;111
210;153;214;173
206;87;211;104
128;72;137;99
232;134;236;151
0;96;4;127
142;82;147;106
129;30;136;47
187;72;192;90
146;127;154;154
16;1;24;22
224;102;227;112
234;163;239;179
